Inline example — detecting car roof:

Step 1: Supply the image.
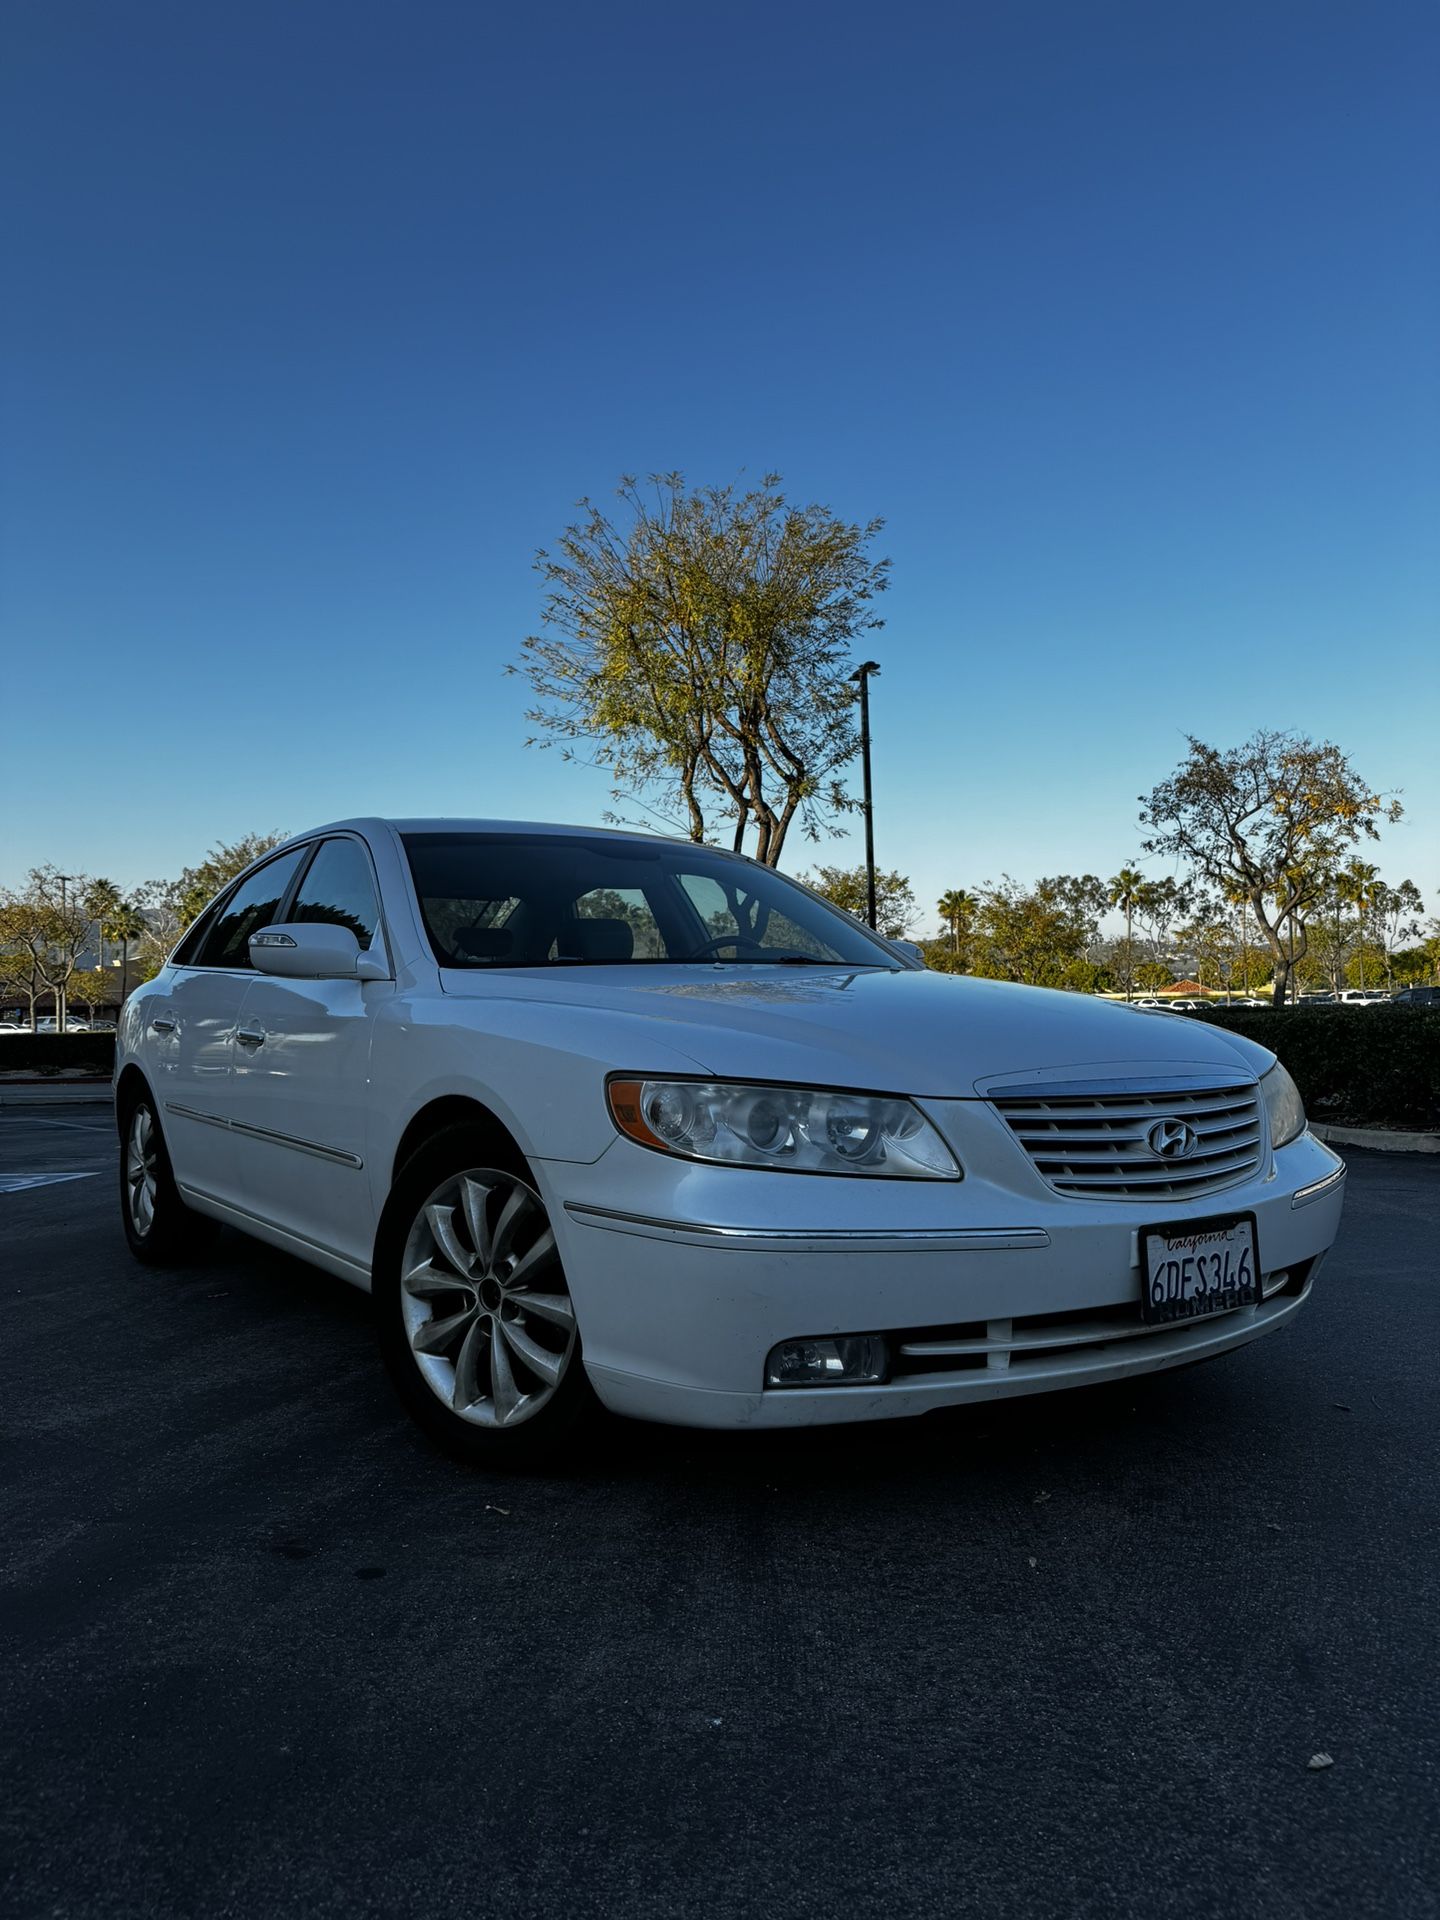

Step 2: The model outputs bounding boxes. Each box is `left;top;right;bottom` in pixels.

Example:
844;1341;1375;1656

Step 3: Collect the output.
294;816;698;848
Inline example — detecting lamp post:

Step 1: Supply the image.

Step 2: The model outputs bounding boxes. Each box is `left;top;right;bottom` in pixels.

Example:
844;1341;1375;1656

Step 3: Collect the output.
850;661;881;929
56;874;77;1036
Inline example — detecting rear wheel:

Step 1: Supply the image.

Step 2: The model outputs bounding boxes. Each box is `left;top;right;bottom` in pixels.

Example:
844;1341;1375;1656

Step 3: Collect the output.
373;1127;594;1469
118;1090;220;1265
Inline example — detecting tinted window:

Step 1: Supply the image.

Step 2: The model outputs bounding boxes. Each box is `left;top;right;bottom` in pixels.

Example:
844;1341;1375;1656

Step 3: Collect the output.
172;899;222;967
288;838;380;948
195;848;308;970
401;832;897;970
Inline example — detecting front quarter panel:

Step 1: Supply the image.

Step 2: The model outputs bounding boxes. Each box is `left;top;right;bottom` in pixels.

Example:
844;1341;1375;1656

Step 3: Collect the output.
364;990;713;1210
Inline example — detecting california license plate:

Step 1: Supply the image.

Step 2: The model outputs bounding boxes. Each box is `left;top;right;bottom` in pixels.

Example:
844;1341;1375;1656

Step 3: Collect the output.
1140;1213;1260;1326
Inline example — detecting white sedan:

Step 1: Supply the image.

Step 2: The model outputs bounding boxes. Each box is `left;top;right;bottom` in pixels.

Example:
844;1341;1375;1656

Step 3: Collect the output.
115;819;1347;1466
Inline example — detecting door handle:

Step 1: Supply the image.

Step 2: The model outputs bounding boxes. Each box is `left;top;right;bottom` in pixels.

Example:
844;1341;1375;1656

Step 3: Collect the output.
236;1025;267;1048
150;1015;177;1034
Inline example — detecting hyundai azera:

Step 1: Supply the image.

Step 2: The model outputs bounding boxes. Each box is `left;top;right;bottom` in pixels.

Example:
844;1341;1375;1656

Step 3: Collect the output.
115;820;1346;1465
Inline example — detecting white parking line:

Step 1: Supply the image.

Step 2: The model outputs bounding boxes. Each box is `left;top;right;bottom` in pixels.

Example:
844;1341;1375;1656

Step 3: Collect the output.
0;1115;112;1135
0;1172;99;1193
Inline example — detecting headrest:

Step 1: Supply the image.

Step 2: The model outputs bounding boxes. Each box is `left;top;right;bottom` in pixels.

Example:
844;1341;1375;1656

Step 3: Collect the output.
453;926;515;961
568;918;633;962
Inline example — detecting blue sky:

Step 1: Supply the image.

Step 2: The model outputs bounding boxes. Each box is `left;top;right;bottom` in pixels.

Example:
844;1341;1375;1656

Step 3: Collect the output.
3;0;1436;932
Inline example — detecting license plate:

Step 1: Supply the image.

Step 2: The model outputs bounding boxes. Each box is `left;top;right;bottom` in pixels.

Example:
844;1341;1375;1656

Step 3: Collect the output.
1140;1213;1260;1326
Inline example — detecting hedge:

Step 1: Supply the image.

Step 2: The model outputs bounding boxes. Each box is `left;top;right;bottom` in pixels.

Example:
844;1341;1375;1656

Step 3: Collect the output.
1194;1006;1440;1133
0;1033;117;1077
2;1011;1435;1134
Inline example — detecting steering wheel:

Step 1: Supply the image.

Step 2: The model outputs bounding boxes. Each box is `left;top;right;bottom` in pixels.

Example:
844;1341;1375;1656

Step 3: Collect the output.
686;933;769;961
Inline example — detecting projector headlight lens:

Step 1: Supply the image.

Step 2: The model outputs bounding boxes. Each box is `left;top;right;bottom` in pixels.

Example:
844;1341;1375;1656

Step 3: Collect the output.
607;1079;961;1179
1261;1062;1306;1149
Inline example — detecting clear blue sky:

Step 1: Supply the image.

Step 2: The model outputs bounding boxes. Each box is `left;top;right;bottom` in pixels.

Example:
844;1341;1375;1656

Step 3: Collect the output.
3;0;1436;932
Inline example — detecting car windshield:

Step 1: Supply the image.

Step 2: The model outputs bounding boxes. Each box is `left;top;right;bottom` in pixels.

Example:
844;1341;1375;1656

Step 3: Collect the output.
401;831;902;970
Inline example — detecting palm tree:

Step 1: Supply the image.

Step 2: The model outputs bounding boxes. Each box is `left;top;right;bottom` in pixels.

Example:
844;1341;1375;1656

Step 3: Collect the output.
84;878;122;974
109;901;148;1008
936;888;976;961
1337;858;1381;989
1107;867;1146;1001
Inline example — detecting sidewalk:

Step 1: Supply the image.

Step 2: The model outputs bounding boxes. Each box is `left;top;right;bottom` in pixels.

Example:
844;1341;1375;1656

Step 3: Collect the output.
0;1078;114;1108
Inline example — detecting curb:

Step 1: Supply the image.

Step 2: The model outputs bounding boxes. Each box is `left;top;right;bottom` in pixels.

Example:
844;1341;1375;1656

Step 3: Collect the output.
1312;1123;1439;1156
0;1080;114;1109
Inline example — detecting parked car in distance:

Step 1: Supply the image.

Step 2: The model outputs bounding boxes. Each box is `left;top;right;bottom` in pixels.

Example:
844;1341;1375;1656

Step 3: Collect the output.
1390;985;1440;1007
114;818;1348;1468
1332;989;1390;1007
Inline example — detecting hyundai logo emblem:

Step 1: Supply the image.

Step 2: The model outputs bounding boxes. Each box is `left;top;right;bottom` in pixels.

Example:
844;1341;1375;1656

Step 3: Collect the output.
1147;1118;1199;1160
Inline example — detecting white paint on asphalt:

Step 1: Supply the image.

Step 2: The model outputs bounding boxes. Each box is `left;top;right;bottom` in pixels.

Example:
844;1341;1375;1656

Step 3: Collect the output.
0;1172;100;1193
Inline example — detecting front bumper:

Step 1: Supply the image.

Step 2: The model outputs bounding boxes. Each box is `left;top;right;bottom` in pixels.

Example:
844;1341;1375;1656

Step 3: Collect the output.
534;1116;1346;1431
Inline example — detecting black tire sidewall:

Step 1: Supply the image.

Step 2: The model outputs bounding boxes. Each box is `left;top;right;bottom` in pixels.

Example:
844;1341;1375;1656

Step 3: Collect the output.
372;1125;593;1469
117;1086;218;1266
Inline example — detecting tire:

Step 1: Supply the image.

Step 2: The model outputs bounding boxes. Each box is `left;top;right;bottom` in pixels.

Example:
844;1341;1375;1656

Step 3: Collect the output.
373;1125;595;1470
118;1087;221;1266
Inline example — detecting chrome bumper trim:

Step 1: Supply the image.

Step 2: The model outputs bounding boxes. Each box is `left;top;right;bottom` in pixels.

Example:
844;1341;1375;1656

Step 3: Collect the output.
1291;1164;1346;1208
563;1202;1049;1253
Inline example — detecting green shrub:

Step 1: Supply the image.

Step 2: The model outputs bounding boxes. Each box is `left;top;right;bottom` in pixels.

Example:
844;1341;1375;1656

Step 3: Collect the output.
0;1033;116;1077
1195;1006;1440;1132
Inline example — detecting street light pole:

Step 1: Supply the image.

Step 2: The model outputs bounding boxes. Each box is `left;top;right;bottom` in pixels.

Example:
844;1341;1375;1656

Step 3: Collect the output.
56;874;77;1036
850;661;881;929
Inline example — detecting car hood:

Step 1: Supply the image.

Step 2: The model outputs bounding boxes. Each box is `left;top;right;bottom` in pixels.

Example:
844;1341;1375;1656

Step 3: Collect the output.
440;966;1274;1094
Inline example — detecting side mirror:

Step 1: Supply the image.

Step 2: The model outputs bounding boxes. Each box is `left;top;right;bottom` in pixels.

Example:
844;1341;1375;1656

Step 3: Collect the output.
889;938;926;969
248;923;390;981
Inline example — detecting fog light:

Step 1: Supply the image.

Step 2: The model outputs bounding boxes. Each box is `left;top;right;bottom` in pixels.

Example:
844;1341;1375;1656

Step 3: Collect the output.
764;1335;889;1388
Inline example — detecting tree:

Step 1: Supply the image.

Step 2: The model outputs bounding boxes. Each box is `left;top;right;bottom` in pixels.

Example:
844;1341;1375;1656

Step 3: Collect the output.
1107;867;1146;1001
1140;732;1400;1007
0;870;95;1030
1372;878;1423;992
801;864;915;940
0;945;40;1028
515;473;889;866
67;970;109;1021
108;900;148;1004
136;832;287;975
969;875;1106;988
936;888;977;965
1335;859;1381;990
85;878;122;973
1132;875;1189;982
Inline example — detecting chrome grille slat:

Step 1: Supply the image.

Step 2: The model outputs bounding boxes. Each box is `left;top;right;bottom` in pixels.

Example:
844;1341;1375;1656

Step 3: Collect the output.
993;1081;1263;1200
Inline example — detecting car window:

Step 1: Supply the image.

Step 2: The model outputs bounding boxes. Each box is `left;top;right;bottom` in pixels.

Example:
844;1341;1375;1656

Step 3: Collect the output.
401;832;897;969
171;897;223;967
193;847;308;970
287;837;380;949
677;873;837;960
553;886;668;961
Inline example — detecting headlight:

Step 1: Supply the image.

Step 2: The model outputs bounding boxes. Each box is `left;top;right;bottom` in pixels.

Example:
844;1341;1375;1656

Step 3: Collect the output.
606;1078;961;1179
1260;1062;1306;1149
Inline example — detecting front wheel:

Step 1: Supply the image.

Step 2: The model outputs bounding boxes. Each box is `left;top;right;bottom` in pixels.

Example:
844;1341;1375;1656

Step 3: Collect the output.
373;1127;594;1469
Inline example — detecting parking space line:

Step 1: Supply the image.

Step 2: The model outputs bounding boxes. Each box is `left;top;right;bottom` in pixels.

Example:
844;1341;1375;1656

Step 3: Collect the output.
0;1172;100;1193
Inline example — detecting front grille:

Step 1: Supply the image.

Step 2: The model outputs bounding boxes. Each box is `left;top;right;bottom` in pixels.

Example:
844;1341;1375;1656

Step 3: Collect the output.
992;1082;1264;1200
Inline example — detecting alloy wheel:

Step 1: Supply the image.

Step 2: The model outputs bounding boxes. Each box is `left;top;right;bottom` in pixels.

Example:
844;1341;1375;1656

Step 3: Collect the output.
126;1105;159;1238
399;1170;577;1429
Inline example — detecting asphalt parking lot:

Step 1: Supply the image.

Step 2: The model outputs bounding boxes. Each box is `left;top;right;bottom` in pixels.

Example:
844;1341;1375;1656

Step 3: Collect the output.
2;1106;1436;1920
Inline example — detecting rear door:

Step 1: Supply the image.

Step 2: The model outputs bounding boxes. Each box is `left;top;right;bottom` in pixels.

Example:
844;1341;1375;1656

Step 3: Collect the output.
226;834;392;1273
157;846;310;1201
